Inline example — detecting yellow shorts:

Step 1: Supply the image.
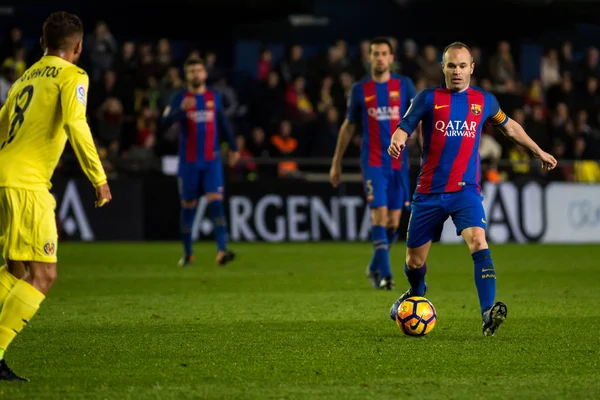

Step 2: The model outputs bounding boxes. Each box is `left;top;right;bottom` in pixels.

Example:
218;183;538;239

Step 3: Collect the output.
0;187;58;263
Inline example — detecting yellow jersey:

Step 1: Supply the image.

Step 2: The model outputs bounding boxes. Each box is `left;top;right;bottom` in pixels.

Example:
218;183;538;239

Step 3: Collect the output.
0;55;106;191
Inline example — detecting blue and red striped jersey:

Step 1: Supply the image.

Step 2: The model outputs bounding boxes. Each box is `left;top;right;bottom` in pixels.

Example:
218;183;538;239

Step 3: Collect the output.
162;88;237;165
397;85;508;194
346;74;416;170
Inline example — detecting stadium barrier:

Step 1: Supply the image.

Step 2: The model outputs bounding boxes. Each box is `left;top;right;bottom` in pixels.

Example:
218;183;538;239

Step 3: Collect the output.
51;177;600;244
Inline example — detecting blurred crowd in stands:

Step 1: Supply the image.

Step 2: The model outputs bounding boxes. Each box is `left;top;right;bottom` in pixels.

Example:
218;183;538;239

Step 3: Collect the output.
1;22;599;183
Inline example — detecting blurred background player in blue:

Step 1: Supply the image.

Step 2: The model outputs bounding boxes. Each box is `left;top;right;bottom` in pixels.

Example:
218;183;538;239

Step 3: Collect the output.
162;58;239;266
330;37;417;290
388;42;557;336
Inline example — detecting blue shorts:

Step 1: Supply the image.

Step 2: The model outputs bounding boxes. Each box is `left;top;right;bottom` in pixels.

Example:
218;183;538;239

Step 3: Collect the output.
406;189;487;248
362;166;410;210
178;161;224;201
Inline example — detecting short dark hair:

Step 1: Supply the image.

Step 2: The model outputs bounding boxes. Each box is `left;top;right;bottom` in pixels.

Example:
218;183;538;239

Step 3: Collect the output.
42;12;83;51
184;57;204;67
369;37;394;54
442;41;473;62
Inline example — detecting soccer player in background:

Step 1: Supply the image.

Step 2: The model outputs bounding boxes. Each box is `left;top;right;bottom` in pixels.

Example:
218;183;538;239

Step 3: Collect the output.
0;12;112;381
162;58;239;267
330;37;417;290
387;42;557;336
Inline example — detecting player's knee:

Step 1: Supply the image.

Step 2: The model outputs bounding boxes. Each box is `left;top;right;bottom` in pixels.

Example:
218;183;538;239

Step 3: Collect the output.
464;230;488;253
6;260;27;279
405;252;426;270
387;221;399;231
405;246;427;269
371;207;388;226
386;213;400;231
28;262;57;295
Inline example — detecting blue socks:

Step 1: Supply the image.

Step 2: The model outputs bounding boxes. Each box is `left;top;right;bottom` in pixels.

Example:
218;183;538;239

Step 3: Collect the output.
472;248;496;315
387;228;398;249
369;227;398;273
404;262;427;296
207;200;227;251
180;206;196;256
370;226;392;277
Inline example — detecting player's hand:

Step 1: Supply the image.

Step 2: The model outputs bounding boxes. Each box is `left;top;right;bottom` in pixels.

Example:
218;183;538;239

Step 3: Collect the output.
330;164;342;188
181;97;196;110
388;128;407;159
535;151;558;171
95;183;112;208
228;150;240;167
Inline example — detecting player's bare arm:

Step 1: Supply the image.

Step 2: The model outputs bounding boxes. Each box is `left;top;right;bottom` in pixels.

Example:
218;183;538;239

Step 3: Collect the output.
329;119;356;188
496;117;557;170
388;127;409;159
61;70;112;207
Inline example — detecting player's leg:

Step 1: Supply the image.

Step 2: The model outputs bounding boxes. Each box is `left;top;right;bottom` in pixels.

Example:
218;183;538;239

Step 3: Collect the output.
450;190;507;336
379;169;407;289
0;191;26;308
363;167;392;289
0;262;24;307
386;211;400;249
386;167;411;249
0;189;57;381
178;168;201;266
203;161;234;266
389;194;446;320
0;266;17;307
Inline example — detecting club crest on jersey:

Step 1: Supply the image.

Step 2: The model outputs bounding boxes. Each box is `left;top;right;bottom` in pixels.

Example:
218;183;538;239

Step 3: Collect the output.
43;241;56;256
205;100;214;108
389;91;399;100
471;104;482;116
76;84;86;106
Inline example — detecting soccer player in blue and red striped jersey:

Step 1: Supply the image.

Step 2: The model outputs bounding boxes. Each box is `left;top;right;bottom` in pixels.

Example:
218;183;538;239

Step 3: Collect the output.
162;57;239;267
330;37;417;290
387;42;557;336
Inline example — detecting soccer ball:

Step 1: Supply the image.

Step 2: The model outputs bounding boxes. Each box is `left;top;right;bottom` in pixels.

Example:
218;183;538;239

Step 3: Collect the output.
396;296;437;336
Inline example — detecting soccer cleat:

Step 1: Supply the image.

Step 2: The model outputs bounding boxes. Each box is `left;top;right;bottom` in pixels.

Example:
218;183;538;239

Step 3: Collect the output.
0;359;28;382
216;250;235;266
178;255;195;267
389;284;428;321
482;301;508;337
379;276;395;290
365;265;381;289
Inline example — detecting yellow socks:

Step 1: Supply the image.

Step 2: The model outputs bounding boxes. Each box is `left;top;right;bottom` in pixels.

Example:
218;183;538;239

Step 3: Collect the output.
0;280;45;352
0;265;19;307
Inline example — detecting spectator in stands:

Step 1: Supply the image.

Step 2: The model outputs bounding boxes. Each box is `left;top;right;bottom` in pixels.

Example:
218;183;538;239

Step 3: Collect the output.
418;45;443;86
278;44;308;84
270;120;301;178
285;76;315;122
251;70;285;130
0;66;15;106
2;46;26;78
86;21;118;82
489;40;517;87
540;48;561;90
1;22;593;182
229;135;257;181
96;97;124;150
257;48;272;82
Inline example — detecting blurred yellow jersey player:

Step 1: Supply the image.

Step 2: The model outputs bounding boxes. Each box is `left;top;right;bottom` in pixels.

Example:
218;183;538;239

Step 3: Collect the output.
0;11;112;382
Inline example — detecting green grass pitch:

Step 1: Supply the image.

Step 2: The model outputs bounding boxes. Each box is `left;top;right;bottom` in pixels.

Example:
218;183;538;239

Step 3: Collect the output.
1;242;599;399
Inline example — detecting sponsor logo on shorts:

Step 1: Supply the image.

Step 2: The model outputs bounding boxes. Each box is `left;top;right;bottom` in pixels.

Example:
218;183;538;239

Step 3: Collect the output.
43;241;56;256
